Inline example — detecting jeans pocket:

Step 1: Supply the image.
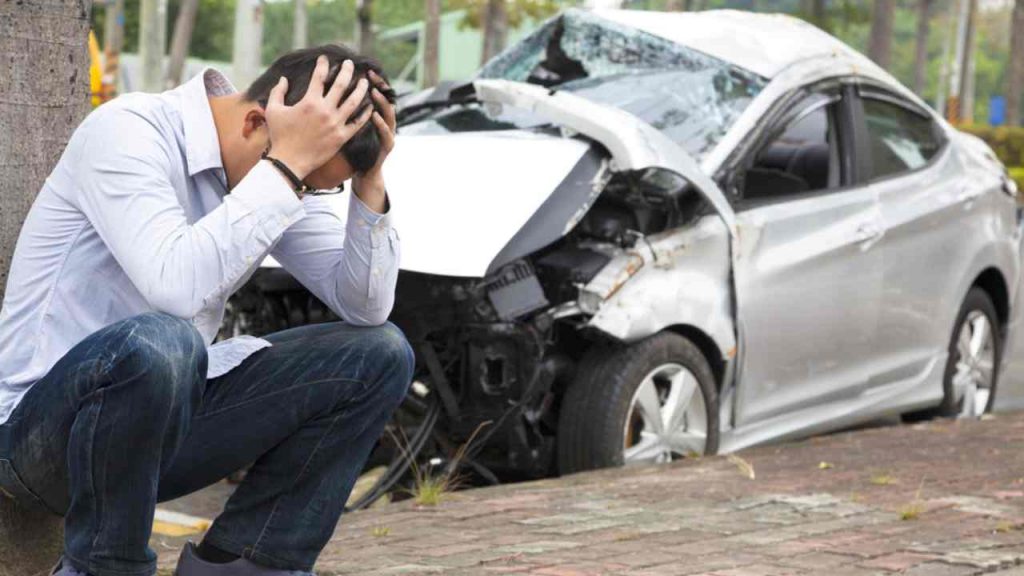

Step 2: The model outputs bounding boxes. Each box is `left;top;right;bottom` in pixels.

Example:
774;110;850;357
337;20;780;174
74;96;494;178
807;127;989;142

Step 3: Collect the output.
0;458;51;514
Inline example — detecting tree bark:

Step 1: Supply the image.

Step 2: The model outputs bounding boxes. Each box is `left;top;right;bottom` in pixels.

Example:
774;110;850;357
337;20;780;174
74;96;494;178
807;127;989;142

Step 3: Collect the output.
913;0;933;95
480;0;508;65
868;0;896;69
356;0;374;57
139;0;168;92
665;0;685;10
165;0;200;89
1009;0;1024;126
801;0;828;31
423;0;441;87
0;0;91;568
293;0;308;50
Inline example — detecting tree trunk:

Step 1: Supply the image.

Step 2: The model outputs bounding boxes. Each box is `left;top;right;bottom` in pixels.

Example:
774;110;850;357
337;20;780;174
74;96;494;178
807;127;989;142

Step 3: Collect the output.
139;0;168;92
423;0;441;87
801;0;828;31
665;0;684;10
1009;0;1024;126
102;0;124;100
232;0;264;88
868;0;895;69
165;0;200;89
0;0;91;568
293;0;307;50
913;0;933;95
356;0;374;57
959;0;978;122
480;0;508;65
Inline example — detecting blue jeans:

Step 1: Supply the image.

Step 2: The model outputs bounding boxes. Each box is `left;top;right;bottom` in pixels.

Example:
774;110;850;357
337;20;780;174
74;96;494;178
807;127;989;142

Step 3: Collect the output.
0;312;413;576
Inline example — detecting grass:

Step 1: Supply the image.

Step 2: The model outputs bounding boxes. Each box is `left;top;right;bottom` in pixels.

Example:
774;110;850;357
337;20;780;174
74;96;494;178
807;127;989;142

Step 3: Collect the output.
870;472;896;486
1009;166;1024;192
371;525;391;537
899;477;928;521
390;420;491;507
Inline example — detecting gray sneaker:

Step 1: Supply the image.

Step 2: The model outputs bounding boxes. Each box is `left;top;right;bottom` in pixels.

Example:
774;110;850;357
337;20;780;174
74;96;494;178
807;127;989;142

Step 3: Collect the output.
174;542;313;576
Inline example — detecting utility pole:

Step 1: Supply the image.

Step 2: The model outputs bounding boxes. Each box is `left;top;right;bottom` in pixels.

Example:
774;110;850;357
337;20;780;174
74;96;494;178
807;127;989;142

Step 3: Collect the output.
101;0;124;100
423;0;441;88
293;0;308;50
139;0;167;92
233;0;264;88
948;0;971;122
935;0;957;112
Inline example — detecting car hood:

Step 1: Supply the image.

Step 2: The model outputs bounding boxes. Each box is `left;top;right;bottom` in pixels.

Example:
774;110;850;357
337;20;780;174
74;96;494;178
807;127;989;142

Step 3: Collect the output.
273;130;594;278
262;80;735;279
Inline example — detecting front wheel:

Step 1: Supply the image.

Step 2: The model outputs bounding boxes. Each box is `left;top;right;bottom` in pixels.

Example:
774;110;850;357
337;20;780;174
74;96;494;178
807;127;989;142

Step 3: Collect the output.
557;332;719;475
940;287;1001;418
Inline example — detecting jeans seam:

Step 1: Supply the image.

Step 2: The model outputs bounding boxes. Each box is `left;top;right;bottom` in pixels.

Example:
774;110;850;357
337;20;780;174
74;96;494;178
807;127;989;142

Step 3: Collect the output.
251;407;349;557
194;377;365;421
87;389;107;566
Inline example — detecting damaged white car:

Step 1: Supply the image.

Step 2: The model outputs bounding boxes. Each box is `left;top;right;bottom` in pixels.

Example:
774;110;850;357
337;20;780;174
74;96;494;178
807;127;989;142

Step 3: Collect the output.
230;8;1023;500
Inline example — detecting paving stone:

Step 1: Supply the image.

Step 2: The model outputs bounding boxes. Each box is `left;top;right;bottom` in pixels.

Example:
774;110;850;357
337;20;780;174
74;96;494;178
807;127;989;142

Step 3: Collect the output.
149;412;1024;576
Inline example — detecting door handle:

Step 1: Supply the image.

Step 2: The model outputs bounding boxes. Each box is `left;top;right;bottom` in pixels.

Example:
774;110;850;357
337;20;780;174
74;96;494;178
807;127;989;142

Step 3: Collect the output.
855;223;884;250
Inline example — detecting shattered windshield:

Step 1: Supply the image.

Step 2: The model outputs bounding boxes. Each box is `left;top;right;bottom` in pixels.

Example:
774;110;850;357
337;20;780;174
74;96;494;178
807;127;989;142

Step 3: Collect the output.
403;9;766;160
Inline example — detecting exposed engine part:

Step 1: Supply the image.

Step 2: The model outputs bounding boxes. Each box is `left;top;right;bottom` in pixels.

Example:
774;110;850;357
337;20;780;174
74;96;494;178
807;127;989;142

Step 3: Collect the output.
485;261;549;321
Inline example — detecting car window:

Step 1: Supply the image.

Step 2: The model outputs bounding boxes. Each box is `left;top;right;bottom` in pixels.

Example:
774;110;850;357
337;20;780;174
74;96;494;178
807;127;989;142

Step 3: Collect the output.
863;97;942;180
741;99;842;202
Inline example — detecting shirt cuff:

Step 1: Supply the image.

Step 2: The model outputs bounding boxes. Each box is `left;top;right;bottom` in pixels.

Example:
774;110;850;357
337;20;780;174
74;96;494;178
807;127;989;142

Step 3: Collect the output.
231;160;306;226
349;188;391;228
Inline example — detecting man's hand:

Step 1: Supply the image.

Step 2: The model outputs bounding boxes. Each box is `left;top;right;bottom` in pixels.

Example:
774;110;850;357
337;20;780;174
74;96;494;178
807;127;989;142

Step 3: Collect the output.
352;70;397;213
265;56;372;180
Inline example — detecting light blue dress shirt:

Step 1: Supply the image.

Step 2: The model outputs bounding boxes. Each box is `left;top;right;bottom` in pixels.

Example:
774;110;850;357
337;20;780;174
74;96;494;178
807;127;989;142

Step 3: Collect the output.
0;69;400;425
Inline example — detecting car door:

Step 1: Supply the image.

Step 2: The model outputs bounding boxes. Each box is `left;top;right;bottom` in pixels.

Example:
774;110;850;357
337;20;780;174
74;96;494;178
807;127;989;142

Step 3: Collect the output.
731;83;885;426
856;88;977;389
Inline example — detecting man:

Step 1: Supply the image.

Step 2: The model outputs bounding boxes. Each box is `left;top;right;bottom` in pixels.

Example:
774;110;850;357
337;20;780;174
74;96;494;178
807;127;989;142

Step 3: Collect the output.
0;45;412;576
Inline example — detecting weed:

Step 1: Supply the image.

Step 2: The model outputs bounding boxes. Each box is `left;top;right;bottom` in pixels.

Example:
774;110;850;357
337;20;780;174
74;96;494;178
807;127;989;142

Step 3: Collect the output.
899;477;927;521
371;525;391;537
727;454;756;479
390;421;491;507
818;461;834;470
870;473;896;486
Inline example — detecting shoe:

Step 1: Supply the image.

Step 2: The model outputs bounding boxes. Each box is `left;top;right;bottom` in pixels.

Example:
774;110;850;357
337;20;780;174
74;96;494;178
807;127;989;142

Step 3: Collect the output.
49;557;89;576
174;542;313;575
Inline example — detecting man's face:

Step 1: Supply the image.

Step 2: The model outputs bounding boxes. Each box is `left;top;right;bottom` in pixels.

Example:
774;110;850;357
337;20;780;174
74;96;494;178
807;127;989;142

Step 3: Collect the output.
305;153;355;192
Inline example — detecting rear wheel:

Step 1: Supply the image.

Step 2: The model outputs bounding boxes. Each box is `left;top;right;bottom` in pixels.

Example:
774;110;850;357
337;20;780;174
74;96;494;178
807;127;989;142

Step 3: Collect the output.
558;332;719;474
940;287;1001;418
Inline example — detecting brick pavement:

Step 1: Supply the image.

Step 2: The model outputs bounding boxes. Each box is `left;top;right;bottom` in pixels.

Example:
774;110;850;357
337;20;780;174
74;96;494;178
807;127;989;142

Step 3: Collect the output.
155;413;1024;575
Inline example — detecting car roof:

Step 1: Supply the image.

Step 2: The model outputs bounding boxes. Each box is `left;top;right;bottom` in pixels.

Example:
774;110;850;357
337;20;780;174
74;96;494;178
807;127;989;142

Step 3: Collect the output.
588;8;880;80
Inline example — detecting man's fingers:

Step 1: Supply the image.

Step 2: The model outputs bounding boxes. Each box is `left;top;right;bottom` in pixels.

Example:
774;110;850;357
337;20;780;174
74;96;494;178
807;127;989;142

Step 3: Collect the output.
338;78;370;120
305;55;330;100
325;59;354;107
342;105;374;138
372;112;394;151
371;88;397;132
268;77;288;108
367;70;391;91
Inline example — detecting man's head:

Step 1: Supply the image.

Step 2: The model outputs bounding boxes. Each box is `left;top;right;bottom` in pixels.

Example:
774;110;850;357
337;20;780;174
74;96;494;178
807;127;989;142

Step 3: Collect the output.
241;44;396;189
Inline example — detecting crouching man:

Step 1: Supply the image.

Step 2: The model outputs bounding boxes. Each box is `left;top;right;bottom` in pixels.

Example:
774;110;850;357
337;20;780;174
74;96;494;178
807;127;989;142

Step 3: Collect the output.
0;45;412;576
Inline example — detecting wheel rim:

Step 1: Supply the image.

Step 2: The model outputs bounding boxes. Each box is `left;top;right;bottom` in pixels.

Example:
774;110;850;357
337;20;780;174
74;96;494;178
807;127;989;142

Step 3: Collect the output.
954;311;996;418
623;363;707;464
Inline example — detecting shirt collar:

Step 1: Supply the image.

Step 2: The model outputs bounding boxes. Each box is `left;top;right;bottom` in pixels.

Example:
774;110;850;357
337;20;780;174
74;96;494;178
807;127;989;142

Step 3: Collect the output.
180;68;237;177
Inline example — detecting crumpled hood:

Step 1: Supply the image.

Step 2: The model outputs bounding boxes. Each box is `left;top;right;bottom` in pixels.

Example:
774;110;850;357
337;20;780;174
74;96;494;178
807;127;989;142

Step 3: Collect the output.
301;130;591;278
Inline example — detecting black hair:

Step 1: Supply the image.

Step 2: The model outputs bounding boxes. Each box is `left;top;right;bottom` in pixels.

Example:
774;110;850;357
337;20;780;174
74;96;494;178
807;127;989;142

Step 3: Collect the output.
244;44;397;174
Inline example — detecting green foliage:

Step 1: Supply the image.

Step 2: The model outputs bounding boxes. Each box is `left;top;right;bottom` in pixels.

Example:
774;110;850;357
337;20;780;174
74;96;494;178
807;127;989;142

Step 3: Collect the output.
449;0;562;30
1010;167;1024;191
91;0;235;62
960;124;1024;167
